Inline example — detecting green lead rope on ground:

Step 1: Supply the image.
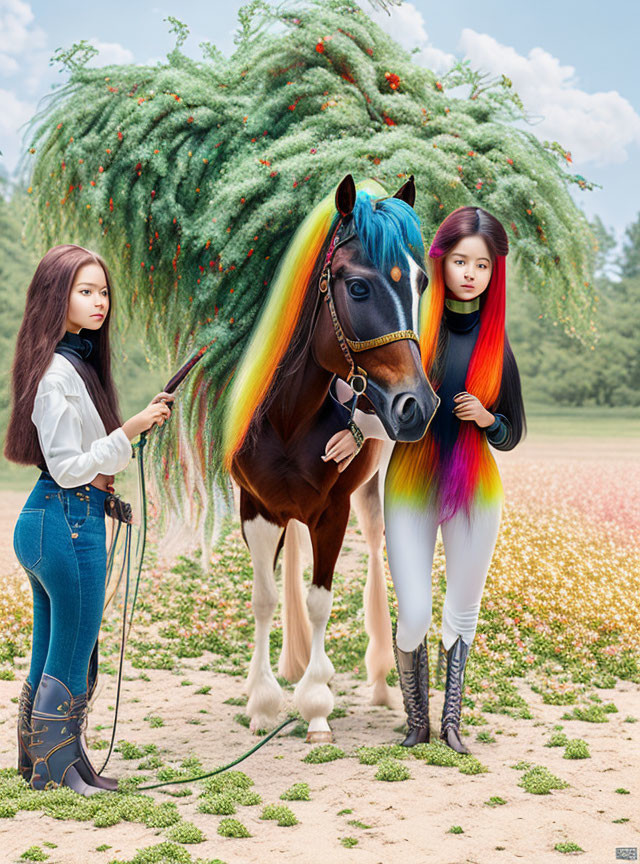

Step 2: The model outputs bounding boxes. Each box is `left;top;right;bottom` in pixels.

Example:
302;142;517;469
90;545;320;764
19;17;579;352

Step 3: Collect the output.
135;716;298;791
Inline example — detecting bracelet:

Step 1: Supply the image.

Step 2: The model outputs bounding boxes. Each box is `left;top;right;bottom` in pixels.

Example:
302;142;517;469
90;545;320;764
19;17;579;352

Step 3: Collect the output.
347;419;364;455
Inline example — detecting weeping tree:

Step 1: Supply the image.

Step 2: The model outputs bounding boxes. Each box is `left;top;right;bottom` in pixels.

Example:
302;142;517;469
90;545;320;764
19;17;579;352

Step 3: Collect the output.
22;0;596;542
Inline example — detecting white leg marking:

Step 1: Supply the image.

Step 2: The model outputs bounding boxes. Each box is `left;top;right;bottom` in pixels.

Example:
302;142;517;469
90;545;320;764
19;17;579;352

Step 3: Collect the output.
294;585;335;734
243;516;284;732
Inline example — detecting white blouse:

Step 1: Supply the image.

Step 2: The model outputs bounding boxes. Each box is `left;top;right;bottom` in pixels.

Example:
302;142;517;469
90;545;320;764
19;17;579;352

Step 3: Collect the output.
32;353;132;488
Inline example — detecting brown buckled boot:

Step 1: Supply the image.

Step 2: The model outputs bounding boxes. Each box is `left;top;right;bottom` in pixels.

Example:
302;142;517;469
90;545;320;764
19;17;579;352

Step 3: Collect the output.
439;636;471;755
17;681;33;781
393;630;430;747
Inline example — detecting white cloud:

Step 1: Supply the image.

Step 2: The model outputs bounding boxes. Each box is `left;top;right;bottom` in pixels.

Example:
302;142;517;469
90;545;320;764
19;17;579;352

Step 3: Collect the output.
459;29;640;166
368;2;455;73
368;3;640;167
87;38;135;66
0;86;35;169
0;0;47;76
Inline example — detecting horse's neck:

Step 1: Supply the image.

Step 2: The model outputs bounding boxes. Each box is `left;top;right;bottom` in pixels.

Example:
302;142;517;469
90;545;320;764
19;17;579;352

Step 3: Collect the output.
267;352;332;441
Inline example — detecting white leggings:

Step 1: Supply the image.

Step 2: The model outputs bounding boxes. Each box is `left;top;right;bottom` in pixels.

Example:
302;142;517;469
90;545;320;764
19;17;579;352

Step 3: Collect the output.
384;502;502;653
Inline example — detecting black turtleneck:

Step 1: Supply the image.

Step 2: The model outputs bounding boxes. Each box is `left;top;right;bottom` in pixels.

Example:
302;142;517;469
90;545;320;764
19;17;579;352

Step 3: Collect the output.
430;297;513;452
55;331;94;363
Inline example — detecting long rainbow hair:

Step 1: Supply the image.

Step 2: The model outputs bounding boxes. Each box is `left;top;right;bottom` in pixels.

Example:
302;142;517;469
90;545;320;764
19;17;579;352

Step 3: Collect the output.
386;206;510;521
223;177;424;469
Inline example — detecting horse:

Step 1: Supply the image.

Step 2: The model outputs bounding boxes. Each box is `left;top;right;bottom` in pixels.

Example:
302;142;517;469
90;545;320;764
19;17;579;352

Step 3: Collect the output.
224;174;438;742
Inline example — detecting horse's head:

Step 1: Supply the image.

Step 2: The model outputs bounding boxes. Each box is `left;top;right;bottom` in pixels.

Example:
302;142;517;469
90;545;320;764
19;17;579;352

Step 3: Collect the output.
312;175;439;441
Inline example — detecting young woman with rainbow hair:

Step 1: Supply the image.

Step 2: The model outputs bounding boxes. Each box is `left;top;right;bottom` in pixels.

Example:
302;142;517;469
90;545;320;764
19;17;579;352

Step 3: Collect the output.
324;206;526;752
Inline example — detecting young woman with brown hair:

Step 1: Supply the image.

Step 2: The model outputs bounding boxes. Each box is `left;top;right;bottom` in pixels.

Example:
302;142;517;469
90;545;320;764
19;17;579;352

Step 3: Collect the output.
5;244;172;795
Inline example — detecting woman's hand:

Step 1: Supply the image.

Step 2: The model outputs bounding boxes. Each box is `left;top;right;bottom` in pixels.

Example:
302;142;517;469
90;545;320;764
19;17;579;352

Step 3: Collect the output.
453;392;494;428
150;391;175;406
122;393;173;440
322;429;358;473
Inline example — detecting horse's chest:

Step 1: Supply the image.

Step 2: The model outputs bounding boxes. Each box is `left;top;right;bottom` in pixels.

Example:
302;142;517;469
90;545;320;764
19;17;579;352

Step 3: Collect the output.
233;405;352;519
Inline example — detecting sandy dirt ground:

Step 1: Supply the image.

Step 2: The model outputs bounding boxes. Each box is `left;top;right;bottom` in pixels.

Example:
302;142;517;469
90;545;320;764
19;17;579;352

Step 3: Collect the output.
0;437;639;864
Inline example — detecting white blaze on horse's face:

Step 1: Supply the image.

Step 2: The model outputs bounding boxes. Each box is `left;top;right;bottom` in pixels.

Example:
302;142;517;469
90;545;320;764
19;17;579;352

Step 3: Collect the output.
405;251;427;334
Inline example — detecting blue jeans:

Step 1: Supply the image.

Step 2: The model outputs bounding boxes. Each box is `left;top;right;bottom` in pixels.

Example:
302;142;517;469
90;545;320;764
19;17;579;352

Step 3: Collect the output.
13;471;109;696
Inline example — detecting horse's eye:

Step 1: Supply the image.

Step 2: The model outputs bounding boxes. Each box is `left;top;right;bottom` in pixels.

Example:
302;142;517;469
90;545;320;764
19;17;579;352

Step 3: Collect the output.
347;279;370;300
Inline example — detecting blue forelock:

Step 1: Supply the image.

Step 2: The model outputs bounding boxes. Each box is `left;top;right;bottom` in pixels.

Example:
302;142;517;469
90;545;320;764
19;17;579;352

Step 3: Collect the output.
351;192;425;275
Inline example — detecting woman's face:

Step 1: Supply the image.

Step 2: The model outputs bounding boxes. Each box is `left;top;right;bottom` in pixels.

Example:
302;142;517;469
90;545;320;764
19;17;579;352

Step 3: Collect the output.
66;262;110;333
443;234;492;301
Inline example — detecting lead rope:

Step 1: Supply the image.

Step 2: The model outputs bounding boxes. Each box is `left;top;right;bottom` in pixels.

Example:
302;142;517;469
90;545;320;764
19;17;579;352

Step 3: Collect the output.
96;515;131;775
137;715;298;791
96;432;147;775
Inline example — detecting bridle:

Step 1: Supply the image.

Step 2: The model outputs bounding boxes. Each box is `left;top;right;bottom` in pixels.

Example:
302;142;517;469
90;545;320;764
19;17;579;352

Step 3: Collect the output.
318;215;420;399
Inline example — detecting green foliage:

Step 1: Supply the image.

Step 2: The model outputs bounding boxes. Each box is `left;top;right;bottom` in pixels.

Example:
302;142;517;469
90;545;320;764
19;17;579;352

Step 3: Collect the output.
280;782;311;801
347;819;371;829
340;837;358;847
260;803;298;826
197;794;236;815
24;1;596;526
217;817;251;837
165;821;206;843
485;796;506;807
518;765;569;795
615;788;630;795
457;757;488;775
554;841;584;854
356;744;410;764
545;731;568;747
201;770;253;794
106;842;221;864
563;739;590;759
561;704;613;723
302;744;345;763
374;758;411;781
621;212;640;279
507;223;640;408
115;740;146;760
448;825;463;834
20;848;48;861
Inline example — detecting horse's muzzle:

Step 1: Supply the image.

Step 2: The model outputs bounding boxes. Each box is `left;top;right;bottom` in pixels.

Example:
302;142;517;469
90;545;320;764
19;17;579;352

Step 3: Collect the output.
391;393;426;441
365;380;439;442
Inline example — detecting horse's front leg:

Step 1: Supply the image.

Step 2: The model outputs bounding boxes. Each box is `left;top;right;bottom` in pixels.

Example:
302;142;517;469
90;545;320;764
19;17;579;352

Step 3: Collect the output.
242;510;285;733
295;501;350;743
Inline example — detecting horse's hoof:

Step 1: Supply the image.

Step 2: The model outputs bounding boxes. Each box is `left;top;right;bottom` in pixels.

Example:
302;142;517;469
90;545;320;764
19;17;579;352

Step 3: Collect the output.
369;680;392;706
249;716;272;735
306;730;333;744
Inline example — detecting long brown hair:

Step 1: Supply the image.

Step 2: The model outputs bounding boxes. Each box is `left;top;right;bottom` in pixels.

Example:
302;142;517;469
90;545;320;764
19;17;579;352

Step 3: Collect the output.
4;244;122;466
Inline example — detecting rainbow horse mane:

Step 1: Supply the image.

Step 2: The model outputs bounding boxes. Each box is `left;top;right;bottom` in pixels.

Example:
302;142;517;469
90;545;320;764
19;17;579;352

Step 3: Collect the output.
222;177;426;468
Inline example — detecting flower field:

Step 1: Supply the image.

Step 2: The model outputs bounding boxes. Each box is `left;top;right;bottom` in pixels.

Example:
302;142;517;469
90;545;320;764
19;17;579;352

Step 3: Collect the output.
0;437;638;863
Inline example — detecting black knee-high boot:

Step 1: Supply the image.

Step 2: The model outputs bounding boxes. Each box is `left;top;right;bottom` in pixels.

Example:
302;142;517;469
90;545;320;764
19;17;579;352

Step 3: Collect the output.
26;674;102;796
393;631;430;747
17;681;33;781
440;636;470;755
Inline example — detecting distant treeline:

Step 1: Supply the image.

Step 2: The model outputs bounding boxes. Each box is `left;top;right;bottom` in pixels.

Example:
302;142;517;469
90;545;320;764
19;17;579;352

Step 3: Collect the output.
1;181;639;441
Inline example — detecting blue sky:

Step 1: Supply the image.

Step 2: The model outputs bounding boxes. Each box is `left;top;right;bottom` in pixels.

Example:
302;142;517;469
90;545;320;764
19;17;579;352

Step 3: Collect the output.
2;0;639;248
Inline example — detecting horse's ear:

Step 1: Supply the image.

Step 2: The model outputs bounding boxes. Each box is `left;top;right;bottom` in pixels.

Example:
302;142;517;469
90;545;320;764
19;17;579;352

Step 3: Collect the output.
335;174;357;218
393;175;416;208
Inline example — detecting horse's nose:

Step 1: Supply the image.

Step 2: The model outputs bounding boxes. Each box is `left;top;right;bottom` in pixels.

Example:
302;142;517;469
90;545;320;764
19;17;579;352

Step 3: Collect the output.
391;393;425;439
